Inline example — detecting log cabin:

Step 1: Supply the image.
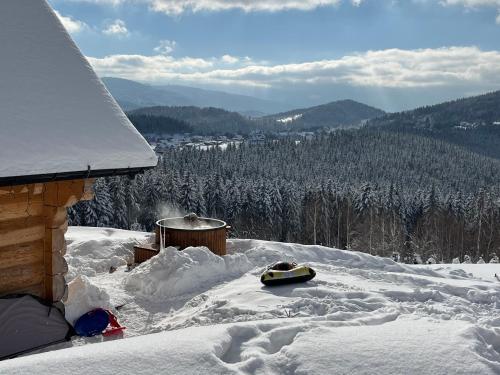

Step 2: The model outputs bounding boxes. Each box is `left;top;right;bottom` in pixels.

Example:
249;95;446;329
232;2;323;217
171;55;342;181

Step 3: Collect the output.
0;1;157;303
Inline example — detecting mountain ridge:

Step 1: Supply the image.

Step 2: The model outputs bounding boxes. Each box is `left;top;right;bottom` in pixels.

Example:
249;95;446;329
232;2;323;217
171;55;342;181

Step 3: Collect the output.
102;77;287;114
366;90;500;159
264;99;386;130
128;99;388;134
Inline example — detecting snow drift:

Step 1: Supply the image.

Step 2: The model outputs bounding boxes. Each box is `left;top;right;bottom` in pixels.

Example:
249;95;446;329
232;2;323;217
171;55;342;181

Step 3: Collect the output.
65;227;153;280
65;276;113;325
1;227;500;374
125;246;253;299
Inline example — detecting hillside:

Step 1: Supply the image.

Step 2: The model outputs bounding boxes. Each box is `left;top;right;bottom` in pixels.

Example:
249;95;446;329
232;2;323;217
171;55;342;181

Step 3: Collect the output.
264;99;385;130
126;113;194;135
159;129;500;194
71;129;500;262
102;77;286;114
127;99;387;135
367;90;500;159
129;106;257;134
2;227;499;374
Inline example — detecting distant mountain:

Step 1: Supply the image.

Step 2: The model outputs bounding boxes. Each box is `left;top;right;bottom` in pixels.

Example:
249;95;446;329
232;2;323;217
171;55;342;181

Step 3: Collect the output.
128;99;388;135
263;100;386;130
367;90;500;130
127;113;194;135
102;77;286;114
367;90;500;159
129;106;257;135
239;110;268;118
101;77;190;110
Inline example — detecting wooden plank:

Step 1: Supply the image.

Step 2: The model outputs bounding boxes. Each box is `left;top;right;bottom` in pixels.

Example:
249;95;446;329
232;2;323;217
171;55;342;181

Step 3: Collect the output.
31;183;44;196
0;240;44;270
0;193;44;222
134;243;160;252
45;252;68;276
27;200;44;217
0;217;45;248
0;282;45;299
134;244;160;263
44;179;91;208
0;190;43;204
0;186;11;196
0;215;44;231
45;274;67;302
59;218;69;234
10;185;30;195
57;180;84;208
44;206;67;229
43;182;58;207
0;263;45;294
163;227;227;255
0;192;27;206
60;241;68;256
44;227;66;254
0;183;43;197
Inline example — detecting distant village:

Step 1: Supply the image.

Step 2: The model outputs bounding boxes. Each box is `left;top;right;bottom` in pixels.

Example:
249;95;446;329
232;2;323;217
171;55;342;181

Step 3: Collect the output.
145;130;317;152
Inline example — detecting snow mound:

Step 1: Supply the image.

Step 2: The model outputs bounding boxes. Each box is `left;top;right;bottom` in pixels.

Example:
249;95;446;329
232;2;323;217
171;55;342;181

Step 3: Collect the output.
230;239;440;276
65;275;113;325
2;319;499;375
124;239;423;303
125;246;253;299
65;227;153;280
286;318;496;375
5;227;500;374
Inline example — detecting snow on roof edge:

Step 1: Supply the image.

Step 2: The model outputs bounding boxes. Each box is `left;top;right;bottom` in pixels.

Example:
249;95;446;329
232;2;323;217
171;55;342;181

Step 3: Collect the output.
44;1;158;174
0;1;158;181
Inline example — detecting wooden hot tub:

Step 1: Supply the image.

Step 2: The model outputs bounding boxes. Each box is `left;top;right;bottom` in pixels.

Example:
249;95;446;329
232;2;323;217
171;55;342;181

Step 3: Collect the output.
155;215;229;256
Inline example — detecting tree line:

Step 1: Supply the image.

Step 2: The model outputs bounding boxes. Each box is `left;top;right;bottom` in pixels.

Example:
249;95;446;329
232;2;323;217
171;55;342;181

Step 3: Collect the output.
70;130;500;263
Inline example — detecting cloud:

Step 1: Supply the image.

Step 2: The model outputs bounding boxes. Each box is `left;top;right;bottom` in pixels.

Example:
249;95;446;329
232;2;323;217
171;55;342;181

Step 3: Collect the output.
103;19;129;36
54;0;357;14
51;0;500;14
148;0;343;14
87;46;500;92
221;55;240;64
58;0;126;5
439;0;500;6
154;40;177;54
87;54;217;82
54;10;88;33
438;1;500;24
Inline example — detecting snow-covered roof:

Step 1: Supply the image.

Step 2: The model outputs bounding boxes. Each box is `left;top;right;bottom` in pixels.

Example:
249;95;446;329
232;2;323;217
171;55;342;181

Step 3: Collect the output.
0;1;157;185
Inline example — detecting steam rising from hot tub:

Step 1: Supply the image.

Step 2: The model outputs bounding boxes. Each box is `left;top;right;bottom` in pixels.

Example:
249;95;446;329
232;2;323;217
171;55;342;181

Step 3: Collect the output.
159;204;186;220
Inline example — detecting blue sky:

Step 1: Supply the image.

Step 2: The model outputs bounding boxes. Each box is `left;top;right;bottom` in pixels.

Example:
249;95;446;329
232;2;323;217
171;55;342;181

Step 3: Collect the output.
49;0;500;111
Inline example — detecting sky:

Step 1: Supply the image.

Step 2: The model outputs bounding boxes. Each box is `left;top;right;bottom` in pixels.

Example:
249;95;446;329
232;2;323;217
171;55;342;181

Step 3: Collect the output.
49;0;500;111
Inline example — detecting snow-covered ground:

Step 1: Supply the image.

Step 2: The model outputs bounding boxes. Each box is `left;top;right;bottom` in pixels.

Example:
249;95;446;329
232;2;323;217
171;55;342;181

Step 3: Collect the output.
2;227;500;374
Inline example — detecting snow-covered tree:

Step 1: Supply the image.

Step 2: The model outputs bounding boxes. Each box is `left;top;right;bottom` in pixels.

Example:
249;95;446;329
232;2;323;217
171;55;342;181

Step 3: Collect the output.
69;131;500;263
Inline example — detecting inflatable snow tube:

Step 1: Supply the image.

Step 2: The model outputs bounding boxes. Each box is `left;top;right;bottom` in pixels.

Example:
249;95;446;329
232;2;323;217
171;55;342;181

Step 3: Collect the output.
260;262;316;286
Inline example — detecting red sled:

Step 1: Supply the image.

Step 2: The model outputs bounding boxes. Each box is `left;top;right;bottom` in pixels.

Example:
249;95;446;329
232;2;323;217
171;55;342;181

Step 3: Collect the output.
102;310;126;337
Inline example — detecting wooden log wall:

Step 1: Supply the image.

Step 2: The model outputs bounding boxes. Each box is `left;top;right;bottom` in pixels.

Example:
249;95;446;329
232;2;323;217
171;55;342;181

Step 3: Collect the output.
0;179;94;302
